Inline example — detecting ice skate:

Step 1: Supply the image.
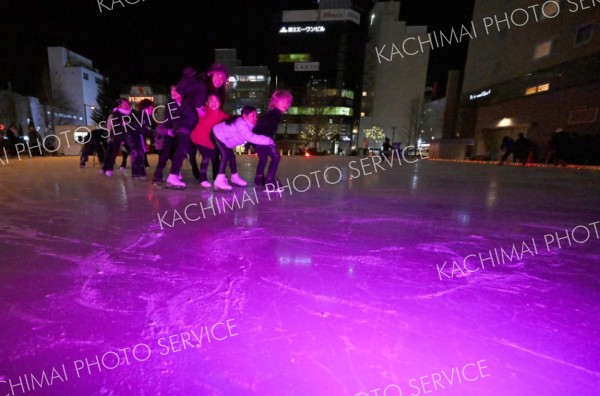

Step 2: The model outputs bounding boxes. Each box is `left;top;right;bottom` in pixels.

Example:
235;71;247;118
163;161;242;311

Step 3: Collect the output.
152;179;163;187
254;175;265;190
120;166;126;173
214;174;232;192
200;180;212;189
166;173;186;190
230;173;247;187
264;179;285;194
178;171;183;180
105;170;113;177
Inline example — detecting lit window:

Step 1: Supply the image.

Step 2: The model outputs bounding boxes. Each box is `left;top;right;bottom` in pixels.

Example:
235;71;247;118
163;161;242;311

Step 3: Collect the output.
237;75;265;82
525;87;538;95
361;112;366;117
537;83;550;93
342;90;354;99
525;83;551;95
249;92;257;98
575;24;594;45
362;91;367;97
288;107;353;116
533;40;552;60
278;54;311;63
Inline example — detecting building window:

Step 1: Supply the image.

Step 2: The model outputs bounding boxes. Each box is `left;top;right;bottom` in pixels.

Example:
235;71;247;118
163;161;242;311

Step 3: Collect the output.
83;72;89;80
361;112;366;117
525;83;551;95
95;77;102;84
287;106;353;116
537;83;550;93
341;90;355;99
249;92;257;98
575;24;594;45
278;53;311;63
236;75;266;82
362;91;367;97
533;40;552;60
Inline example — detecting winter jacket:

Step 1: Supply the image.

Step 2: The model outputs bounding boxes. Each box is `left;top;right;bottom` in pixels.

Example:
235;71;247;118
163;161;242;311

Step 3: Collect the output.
126;111;154;151
174;71;226;133
191;108;230;149
107;108;132;141
213;117;274;149
161;99;182;132
253;108;283;140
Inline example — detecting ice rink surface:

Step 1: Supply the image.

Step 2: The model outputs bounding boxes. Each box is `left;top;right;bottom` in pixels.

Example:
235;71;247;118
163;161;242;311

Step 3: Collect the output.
0;154;599;396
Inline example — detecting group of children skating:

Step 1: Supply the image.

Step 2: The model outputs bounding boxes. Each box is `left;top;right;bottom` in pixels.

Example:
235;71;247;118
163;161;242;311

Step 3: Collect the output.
97;63;293;192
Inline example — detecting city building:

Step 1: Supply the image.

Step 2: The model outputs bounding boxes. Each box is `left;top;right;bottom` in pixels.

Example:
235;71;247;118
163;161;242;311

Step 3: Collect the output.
460;0;600;160
274;0;375;153
47;47;107;125
121;84;168;108
215;49;271;116
360;1;430;151
420;97;446;143
0;88;82;142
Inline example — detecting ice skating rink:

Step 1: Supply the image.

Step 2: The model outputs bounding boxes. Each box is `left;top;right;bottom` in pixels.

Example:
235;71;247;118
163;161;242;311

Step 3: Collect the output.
1;155;599;396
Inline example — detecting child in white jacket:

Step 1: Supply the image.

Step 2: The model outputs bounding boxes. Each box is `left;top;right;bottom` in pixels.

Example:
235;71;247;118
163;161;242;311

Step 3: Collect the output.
212;106;274;191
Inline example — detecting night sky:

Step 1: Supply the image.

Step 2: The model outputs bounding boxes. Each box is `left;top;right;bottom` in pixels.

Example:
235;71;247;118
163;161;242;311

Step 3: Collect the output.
1;0;473;97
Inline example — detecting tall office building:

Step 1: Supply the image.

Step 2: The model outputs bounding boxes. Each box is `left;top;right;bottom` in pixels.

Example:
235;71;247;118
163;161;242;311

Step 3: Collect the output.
274;0;374;152
215;49;271;116
360;1;430;150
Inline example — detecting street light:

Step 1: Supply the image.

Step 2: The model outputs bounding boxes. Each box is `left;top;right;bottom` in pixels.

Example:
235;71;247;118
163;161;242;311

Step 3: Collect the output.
83;104;95;125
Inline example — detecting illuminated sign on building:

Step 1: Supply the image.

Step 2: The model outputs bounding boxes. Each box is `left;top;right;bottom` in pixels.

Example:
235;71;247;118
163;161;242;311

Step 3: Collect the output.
129;96;154;104
279;26;326;34
469;89;491;100
294;62;320;72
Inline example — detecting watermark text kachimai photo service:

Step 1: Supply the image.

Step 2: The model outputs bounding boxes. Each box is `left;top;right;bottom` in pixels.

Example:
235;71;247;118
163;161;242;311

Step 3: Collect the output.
156;147;429;230
355;359;490;396
0;318;238;396
0;101;179;167
97;0;146;13
375;0;600;63
436;221;600;280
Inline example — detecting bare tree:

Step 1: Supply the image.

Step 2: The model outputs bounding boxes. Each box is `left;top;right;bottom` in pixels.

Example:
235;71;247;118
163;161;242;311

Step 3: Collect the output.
302;79;331;150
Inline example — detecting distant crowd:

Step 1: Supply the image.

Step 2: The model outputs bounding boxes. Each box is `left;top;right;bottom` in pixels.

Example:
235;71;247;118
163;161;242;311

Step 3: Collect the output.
499;129;600;166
